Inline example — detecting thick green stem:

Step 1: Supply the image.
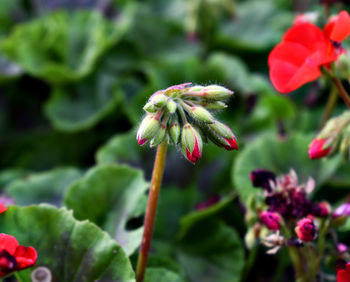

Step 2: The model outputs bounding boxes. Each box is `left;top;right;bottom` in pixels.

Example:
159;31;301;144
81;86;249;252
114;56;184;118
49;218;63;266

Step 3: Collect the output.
136;141;168;282
320;87;338;129
288;246;305;280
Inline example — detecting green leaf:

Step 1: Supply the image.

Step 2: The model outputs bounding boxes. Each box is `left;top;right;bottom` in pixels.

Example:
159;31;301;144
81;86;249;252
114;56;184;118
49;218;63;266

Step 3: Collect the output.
145;268;186;282
6;168;82;206
177;219;244;282
0;9;132;84
233;133;341;203
96;129;147;165
178;193;236;239
0;205;135;282
44;74;123;132
64;164;148;256
216;0;293;51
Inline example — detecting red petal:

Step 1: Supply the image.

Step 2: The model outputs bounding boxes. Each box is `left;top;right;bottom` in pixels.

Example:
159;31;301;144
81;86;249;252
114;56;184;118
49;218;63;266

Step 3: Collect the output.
269;42;322;93
283;23;336;64
0;203;7;214
308;138;332;159
223;137;238;151
14;246;37;269
324;11;350;42
0;234;18;256
337;263;350;282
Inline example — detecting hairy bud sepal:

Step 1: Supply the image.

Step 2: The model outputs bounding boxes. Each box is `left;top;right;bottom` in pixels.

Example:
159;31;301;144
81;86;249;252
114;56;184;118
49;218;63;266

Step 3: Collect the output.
181;123;203;164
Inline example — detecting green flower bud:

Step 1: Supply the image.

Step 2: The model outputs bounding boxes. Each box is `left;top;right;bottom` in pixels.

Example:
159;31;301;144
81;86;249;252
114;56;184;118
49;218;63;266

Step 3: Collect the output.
166;100;177;114
169;119;180;144
150;93;168;107
186;106;214;123
201;101;227;110
340;125;350;160
143;101;158;113
150;125;166;147
137;115;161;145
181;123;203;164
185;85;233;101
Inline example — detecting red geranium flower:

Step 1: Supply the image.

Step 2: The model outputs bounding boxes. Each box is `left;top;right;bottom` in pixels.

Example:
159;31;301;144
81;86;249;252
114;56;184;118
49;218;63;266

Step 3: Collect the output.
269;22;336;93
337;262;350;282
324;11;350;42
268;11;350;93
0;233;37;277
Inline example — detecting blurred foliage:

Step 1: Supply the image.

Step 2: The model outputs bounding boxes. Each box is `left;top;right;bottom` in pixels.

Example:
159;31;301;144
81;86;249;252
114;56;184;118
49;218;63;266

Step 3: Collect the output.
0;0;349;281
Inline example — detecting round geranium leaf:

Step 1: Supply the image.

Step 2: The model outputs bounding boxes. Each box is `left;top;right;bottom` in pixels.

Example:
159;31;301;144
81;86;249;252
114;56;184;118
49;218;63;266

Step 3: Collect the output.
0;205;135;282
64;164;148;256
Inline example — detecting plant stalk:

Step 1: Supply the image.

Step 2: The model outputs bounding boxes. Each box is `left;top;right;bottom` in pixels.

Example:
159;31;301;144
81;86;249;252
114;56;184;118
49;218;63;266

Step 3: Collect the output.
320;86;338;129
136;141;168;282
332;76;350;109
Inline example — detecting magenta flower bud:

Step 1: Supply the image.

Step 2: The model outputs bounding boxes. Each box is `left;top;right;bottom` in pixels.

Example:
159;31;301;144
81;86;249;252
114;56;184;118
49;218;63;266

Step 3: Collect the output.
308;138;332;159
259;211;281;231
295;217;317;242
180;123;203;164
249;169;276;191
311;201;331;217
333;203;350;218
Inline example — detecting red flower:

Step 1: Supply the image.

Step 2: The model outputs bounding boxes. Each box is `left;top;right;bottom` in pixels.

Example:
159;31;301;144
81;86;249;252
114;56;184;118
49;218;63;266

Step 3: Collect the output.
295;217;317;242
0;233;37;277
268;22;336;93
260;211;281;231
0;203;7;214
324;11;350;42
337;262;350;282
308;138;332;159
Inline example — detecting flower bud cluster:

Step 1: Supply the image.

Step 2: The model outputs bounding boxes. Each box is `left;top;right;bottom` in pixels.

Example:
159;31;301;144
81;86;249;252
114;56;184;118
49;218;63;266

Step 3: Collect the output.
309;111;350;160
247;169;334;254
137;83;238;164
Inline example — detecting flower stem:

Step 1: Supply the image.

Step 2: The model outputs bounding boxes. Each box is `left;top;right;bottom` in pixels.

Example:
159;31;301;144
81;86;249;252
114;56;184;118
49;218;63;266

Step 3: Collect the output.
320;86;338;129
332;76;350;109
136;141;168;282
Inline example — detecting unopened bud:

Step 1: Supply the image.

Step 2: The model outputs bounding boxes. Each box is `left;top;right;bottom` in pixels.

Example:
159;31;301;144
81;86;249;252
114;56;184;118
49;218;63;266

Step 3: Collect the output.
136;115;160;146
186;106;214;123
185;85;233;101
260;211;281;231
169;119;180;144
150;93;168;107
166;100;177;114
311;201;331;217
181;123;203;164
150;125;166;147
295;217;317;242
143;101;157;113
201;101;227;110
333;203;350;218
205;121;238;150
340;125;350;160
308;137;333;159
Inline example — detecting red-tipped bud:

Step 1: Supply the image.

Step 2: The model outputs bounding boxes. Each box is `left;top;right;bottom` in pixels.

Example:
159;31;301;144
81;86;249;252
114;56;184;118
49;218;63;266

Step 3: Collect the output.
295;217;317;242
205;121;238;151
136;115;161;146
308;138;332;159
180;123;203;164
260;211;281;231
